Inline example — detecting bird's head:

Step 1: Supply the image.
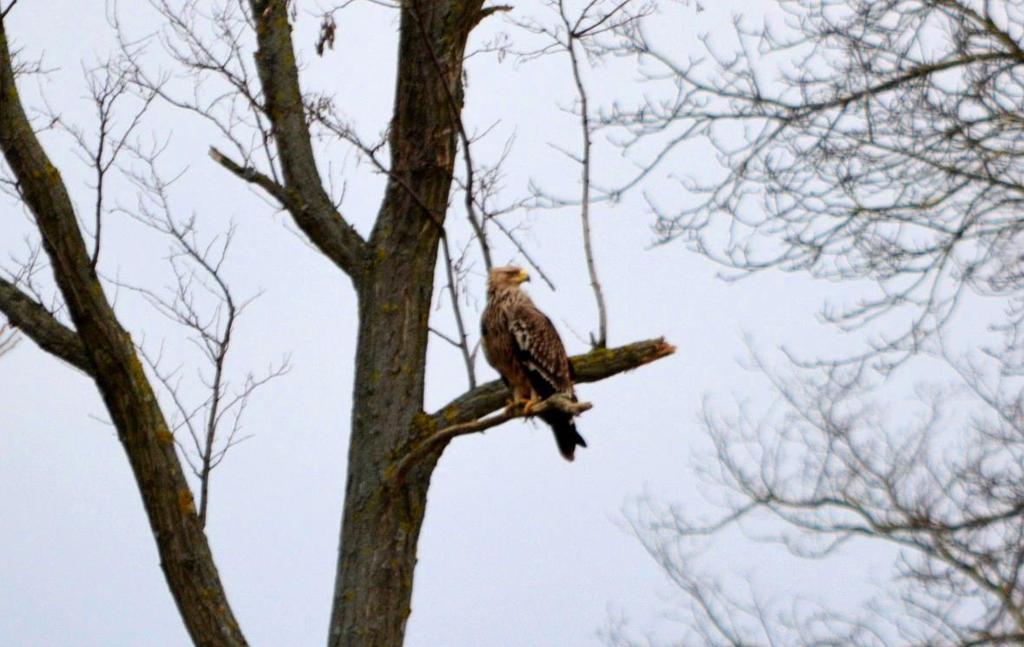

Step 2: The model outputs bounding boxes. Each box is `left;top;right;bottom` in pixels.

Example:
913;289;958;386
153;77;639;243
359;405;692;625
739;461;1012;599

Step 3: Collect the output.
488;265;530;290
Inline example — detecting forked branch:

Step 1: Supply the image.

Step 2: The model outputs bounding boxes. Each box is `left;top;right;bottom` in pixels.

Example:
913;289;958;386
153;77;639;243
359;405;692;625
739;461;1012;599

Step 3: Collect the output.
393;394;592;481
246;0;369;277
0;278;90;373
392;337;674;481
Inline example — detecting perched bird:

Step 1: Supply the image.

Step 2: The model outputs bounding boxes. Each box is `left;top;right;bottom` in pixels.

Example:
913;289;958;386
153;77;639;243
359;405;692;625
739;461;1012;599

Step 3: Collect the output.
481;265;587;460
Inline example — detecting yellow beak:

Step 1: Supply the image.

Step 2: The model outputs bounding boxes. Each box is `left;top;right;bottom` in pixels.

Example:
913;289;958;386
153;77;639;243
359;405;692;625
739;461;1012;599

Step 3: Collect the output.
516;269;530;284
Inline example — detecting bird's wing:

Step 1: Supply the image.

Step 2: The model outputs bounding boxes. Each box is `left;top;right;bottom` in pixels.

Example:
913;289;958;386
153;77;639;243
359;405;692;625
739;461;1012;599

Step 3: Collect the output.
508;302;573;396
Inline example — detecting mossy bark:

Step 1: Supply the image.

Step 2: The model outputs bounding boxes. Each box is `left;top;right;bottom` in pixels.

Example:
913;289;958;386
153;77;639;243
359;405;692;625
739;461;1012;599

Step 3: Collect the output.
324;0;481;643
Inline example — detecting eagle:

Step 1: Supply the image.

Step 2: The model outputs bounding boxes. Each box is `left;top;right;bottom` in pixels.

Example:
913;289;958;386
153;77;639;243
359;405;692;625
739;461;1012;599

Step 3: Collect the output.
481;266;587;460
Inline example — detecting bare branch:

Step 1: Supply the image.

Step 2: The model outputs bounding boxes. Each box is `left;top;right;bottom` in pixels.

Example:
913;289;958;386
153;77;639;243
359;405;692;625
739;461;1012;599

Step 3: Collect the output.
249;0;370;277
0;277;90;373
439;235;477;388
118;143;287;527
433;336;675;428
511;0;651;346
393;394;592;482
0;0;18;20
489;216;558;291
46;57;159;271
0;321;19;356
209;146;293;210
558;0;610;347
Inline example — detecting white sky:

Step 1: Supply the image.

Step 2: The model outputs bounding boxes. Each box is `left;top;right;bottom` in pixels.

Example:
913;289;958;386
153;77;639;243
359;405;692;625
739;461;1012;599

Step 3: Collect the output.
1;1;911;645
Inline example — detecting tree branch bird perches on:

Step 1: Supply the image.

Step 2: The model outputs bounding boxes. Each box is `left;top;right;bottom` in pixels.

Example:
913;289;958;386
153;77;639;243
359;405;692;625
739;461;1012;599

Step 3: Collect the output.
393;394;591;483
390;337;676;484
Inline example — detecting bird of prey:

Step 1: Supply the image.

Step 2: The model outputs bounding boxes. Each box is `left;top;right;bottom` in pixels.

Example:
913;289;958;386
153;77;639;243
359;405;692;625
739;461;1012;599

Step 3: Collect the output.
481;265;587;460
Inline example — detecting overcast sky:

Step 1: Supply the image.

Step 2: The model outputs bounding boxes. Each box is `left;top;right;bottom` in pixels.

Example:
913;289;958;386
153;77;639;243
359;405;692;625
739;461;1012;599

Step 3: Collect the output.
0;1;898;645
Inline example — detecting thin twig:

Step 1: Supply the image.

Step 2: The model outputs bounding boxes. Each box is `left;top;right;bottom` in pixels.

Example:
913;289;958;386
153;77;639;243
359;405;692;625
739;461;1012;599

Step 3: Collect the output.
559;0;608;347
428;326;463;348
489;217;558;291
0;322;19;356
120;145;287;527
0;0;18;19
440;235;477;388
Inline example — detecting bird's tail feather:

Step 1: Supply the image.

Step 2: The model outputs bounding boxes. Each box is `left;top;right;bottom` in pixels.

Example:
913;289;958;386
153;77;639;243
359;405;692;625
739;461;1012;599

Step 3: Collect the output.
540;409;587;461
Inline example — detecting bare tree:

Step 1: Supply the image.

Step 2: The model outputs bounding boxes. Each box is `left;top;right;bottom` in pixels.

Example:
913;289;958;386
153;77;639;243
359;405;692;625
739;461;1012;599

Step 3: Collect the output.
602;1;1024;645
0;1;673;646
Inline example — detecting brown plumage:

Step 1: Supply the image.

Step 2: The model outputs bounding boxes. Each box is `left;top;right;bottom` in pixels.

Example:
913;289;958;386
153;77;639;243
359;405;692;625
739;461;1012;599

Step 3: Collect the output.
481;266;587;461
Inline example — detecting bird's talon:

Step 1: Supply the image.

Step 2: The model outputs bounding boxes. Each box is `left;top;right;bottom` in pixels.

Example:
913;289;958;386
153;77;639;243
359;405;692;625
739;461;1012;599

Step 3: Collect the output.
505;398;530;414
522;397;542;414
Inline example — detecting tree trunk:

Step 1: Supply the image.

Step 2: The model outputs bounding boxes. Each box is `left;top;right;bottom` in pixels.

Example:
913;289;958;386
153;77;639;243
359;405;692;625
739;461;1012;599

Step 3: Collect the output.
328;260;440;646
324;0;485;640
